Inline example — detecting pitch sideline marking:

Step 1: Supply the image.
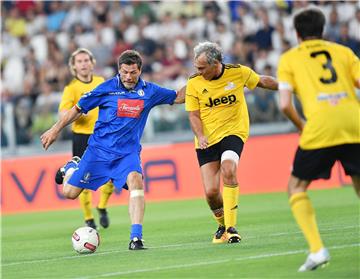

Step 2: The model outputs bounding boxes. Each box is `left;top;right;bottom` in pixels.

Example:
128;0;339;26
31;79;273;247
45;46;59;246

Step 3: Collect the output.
74;243;360;279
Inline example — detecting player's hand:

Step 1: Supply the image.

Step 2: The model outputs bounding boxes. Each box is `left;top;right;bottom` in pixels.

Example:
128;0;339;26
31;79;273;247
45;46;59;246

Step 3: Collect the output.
40;127;59;150
198;135;208;149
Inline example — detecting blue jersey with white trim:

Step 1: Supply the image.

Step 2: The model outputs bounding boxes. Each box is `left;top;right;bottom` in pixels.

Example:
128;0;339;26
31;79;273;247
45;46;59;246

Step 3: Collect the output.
77;74;177;156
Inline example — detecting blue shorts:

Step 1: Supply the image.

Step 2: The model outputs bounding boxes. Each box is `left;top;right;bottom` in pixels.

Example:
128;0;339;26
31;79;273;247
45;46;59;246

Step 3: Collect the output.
68;146;142;191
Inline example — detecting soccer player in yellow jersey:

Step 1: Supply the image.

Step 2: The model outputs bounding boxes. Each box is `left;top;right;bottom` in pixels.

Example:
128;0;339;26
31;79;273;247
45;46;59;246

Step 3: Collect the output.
185;42;278;244
277;8;360;272
57;48;115;230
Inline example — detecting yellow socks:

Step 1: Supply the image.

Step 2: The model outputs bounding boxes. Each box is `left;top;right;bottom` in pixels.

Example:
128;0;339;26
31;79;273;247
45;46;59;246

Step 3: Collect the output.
289;192;324;253
212;207;225;227
79;181;113;221
223;184;239;229
98;181;114;209
79;189;93;220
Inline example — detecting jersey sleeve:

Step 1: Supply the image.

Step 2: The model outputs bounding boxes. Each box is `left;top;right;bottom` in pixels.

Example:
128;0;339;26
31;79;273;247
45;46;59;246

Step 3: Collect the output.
277;54;295;91
77;89;104;114
58;85;75;111
242;66;260;90
185;80;199;111
150;84;177;107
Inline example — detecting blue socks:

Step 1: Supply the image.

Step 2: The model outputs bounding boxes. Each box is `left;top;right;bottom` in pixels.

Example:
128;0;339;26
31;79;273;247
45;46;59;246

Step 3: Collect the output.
130;224;142;240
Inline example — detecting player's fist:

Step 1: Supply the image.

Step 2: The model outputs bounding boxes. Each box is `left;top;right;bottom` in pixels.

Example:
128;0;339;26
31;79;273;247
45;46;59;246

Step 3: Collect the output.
198;135;208;149
40;127;59;150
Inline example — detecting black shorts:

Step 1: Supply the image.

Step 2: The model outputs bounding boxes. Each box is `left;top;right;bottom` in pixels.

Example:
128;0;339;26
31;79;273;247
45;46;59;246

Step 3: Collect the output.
72;133;91;157
292;143;360;180
196;135;244;167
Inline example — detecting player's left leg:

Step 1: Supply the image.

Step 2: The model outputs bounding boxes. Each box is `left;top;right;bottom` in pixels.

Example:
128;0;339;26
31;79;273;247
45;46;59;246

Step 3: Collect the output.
97;181;115;228
220;136;244;244
127;171;146;250
351;175;360;198
221;152;241;243
339;144;360;198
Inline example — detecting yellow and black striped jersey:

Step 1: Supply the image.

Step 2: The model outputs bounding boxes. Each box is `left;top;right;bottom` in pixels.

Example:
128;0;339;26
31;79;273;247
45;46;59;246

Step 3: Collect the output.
278;39;360;149
185;64;260;148
59;76;104;134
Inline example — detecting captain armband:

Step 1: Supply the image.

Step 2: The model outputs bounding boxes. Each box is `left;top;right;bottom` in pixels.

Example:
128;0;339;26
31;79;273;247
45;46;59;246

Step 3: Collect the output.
278;82;293;91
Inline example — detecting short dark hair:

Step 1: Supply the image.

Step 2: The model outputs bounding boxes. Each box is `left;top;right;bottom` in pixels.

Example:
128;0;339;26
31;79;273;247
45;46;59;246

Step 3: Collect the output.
294;8;325;40
117;50;142;70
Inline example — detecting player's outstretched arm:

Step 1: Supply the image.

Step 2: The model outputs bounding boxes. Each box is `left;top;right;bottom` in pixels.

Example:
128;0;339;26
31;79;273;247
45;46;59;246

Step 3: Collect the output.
41;106;82;150
174;85;186;104
257;75;278;91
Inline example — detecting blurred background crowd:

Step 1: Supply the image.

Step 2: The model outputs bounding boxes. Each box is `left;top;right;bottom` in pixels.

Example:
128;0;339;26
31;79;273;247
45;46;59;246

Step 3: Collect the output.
1;0;360;154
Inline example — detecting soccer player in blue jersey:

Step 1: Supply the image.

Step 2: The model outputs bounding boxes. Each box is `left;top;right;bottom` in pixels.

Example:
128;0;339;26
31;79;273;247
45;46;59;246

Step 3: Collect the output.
41;50;185;250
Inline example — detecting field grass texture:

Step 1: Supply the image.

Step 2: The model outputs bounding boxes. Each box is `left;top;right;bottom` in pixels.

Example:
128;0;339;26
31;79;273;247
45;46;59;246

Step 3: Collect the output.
2;187;359;278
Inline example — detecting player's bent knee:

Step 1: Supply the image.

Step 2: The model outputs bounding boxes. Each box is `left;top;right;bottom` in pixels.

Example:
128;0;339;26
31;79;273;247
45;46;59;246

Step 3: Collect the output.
204;187;220;199
287;175;310;196
63;185;82;200
127;171;144;191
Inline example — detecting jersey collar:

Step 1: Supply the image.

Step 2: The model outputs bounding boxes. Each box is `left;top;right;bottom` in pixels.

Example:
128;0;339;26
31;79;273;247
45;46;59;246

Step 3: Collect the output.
211;63;225;81
299;39;326;48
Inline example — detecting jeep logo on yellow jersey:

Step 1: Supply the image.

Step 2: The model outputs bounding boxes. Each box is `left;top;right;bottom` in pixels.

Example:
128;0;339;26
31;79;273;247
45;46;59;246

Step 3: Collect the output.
205;94;236;107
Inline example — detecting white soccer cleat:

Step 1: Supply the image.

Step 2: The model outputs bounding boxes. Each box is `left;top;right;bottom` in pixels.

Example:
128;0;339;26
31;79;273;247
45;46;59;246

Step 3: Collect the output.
298;248;330;272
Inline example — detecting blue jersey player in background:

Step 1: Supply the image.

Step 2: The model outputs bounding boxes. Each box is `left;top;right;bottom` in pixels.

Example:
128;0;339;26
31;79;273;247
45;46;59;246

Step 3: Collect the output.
41;50;185;250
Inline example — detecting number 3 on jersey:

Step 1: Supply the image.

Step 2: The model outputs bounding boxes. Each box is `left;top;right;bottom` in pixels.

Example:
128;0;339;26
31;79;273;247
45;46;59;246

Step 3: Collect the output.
310;50;338;84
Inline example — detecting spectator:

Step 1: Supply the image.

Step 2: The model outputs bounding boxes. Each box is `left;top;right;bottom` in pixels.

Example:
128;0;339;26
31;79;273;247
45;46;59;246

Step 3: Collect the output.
1;1;358;148
14;97;33;145
254;8;274;50
324;8;341;42
336;22;360;56
251;65;279;123
349;8;360;41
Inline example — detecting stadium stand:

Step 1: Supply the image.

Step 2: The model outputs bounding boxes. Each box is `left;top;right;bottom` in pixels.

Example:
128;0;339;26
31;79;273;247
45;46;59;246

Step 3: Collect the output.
1;1;359;155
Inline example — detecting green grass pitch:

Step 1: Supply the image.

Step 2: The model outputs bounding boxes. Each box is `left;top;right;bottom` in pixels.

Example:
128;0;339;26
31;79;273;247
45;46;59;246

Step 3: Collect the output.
2;187;359;278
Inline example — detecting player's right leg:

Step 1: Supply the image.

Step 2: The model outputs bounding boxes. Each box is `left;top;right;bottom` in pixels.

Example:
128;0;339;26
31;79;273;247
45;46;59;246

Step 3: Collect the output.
55;156;81;185
288;176;330;271
200;161;227;243
54;156;83;199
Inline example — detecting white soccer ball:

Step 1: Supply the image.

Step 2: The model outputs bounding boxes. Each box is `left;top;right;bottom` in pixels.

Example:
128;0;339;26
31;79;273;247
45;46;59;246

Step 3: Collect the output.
71;226;100;254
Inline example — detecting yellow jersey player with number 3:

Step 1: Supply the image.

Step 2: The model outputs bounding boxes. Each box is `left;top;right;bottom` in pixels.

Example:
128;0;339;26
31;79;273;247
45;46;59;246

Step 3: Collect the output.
277;8;360;272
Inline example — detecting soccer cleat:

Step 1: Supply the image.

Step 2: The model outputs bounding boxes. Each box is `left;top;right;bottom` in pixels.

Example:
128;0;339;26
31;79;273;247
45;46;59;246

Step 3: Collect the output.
129;237;146;250
55;156;81;184
226;227;241;243
97;207;110;228
212;226;227;244
85;219;97;230
298;248;330;272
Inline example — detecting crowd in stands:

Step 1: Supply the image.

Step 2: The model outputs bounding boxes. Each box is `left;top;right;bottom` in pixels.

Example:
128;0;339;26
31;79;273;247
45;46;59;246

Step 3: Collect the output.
1;1;360;147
